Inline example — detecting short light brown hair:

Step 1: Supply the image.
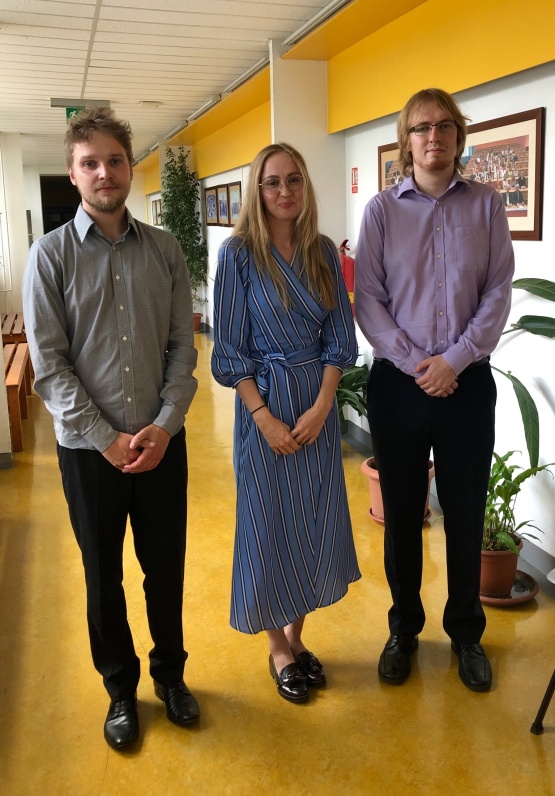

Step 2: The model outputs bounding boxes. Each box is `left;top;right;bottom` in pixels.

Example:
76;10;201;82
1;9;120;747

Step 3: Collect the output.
397;88;470;177
64;107;134;168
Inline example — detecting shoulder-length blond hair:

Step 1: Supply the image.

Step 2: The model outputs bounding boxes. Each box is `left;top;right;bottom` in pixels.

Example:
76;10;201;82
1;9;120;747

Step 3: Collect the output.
397;88;470;178
233;142;335;309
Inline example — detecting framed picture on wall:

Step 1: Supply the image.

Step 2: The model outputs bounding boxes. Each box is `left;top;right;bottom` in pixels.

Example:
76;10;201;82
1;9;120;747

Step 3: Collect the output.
377;107;545;241
217;185;230;226
204;187;218;225
463;107;545;241
228;181;242;225
151;198;162;226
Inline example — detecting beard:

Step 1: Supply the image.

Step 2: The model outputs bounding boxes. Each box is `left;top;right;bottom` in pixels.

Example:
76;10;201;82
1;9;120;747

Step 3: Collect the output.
80;190;127;214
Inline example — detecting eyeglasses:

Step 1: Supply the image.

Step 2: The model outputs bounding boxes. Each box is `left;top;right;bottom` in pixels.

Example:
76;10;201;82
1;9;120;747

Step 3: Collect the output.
408;121;457;136
259;175;304;194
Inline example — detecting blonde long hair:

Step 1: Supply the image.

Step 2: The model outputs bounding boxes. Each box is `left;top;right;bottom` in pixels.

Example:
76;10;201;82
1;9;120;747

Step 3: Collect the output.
233;143;335;310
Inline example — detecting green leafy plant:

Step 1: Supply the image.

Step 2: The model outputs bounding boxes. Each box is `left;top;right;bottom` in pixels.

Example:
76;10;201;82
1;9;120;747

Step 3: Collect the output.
492;278;555;468
482;450;553;553
161;146;208;305
336;363;369;424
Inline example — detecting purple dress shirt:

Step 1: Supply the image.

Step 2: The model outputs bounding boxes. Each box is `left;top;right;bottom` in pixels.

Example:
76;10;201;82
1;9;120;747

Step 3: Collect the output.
354;173;515;376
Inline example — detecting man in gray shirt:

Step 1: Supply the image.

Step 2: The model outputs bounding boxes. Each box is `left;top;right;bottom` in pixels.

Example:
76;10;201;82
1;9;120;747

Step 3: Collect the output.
23;108;199;750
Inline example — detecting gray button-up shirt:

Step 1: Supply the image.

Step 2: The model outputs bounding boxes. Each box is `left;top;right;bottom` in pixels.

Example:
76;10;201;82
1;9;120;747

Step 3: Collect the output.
23;205;198;451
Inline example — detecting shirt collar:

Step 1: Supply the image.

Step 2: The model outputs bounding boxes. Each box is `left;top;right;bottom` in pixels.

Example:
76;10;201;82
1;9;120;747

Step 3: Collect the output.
73;204;141;243
396;171;468;199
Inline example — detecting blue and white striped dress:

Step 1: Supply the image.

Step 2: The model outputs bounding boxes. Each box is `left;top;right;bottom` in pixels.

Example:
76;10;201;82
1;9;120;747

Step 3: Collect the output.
211;235;361;633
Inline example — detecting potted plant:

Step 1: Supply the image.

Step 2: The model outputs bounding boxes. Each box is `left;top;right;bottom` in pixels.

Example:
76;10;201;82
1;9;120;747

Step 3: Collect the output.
336;363;369;433
161;146;208;331
480;450;553;599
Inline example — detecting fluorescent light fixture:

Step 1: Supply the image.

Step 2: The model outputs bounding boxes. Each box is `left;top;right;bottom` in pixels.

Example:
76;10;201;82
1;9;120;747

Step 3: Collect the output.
187;95;221;122
139;101;161;108
165;121;188;141
282;0;352;47
223;57;269;93
148;143;159;153
50;97;111;108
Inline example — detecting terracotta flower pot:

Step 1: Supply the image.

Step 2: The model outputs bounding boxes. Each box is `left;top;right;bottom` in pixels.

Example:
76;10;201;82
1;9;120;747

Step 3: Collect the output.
360;457;435;526
480;543;522;599
192;312;202;332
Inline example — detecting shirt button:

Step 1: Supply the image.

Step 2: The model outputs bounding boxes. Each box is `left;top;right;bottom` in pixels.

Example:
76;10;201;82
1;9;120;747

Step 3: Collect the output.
440;339;445;344
438;282;443;287
439;311;444;317
436;226;441;232
125;367;130;372
127;397;132;403
119;305;124;310
112;246;116;251
116;274;120;280
437;253;441;259
122;335;128;341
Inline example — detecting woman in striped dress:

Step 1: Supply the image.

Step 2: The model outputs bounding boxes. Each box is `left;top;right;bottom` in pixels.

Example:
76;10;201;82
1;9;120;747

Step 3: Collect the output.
211;143;361;703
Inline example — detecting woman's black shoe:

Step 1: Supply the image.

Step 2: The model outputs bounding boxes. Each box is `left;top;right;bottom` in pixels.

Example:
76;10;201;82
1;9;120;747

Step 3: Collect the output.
295;651;327;687
269;655;308;703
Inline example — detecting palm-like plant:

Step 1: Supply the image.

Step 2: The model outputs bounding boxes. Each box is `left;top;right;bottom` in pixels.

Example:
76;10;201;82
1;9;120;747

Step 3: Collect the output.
493;278;555;468
482;451;553;552
336;363;369;424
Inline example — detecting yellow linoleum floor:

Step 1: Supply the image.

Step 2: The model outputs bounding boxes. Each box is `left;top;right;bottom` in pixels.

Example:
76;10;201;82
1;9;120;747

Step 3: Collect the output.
1;333;554;796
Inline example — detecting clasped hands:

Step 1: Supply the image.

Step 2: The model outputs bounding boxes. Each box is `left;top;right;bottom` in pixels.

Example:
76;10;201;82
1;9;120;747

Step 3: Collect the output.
254;404;328;455
102;424;171;472
413;355;458;397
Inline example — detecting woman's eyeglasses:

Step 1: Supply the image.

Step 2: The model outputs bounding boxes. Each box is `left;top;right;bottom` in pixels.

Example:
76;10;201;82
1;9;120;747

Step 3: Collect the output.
259;175;304;194
408;121;457;136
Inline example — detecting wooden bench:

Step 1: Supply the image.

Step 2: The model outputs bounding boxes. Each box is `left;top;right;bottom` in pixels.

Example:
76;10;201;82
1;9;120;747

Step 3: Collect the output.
1;312;26;344
3;341;32;452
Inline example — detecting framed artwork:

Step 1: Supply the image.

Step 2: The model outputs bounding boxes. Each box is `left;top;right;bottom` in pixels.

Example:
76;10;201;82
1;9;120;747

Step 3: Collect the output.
228;181;242;224
204;187;218;226
151;198;162;226
463;107;545;241
377;107;545;241
217;184;230;226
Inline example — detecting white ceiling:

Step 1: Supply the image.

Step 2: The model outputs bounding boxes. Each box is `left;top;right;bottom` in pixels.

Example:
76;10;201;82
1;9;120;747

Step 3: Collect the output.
0;0;335;170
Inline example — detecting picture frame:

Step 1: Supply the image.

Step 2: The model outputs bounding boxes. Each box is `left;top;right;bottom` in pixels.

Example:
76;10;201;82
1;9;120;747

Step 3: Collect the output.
216;185;230;226
151;198;162;227
204;187;218;226
228;181;242;225
463;107;545;241
377;107;545;241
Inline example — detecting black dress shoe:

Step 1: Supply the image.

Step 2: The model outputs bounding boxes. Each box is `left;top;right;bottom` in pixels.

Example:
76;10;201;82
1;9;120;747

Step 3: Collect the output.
269;655;308;703
104;696;138;749
295;651;327;687
378;634;418;685
451;642;492;692
154;680;200;725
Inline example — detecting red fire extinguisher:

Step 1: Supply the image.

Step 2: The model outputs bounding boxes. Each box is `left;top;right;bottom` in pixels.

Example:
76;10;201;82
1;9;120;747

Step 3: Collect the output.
339;239;355;315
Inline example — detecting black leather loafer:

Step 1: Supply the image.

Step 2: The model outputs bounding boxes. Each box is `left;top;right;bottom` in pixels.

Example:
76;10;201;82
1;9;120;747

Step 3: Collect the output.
295;650;327;687
451;642;492;692
154;680;200;725
104;696;138;749
378;634;418;685
269;655;308;703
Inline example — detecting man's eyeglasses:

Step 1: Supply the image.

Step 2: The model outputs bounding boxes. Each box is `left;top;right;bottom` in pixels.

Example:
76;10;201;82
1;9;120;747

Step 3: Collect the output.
408;121;457;136
259;175;304;194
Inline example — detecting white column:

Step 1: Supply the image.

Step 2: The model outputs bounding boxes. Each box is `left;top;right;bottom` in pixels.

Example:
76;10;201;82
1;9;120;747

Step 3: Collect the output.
0;133;28;312
269;39;346;245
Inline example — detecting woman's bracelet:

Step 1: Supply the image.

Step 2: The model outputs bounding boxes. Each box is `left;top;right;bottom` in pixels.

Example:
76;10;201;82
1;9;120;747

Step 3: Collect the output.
251;404;266;416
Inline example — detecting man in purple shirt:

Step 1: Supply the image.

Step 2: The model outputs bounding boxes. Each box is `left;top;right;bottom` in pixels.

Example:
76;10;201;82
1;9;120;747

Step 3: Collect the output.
355;88;514;692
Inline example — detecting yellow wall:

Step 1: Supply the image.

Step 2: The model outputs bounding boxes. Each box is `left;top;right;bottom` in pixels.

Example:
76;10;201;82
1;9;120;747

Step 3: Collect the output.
327;0;555;132
193;102;271;178
140;158;161;195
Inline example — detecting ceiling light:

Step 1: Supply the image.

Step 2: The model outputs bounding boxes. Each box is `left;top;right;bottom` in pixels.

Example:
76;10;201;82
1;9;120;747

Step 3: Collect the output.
187;95;221;122
50;98;110;108
282;0;352;47
139;101;161;108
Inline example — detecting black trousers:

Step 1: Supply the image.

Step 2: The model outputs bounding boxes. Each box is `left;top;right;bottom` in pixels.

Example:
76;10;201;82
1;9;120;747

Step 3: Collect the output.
367;361;496;644
58;428;188;699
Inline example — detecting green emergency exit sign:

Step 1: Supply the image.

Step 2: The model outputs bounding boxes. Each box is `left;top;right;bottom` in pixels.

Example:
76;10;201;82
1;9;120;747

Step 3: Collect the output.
66;107;84;120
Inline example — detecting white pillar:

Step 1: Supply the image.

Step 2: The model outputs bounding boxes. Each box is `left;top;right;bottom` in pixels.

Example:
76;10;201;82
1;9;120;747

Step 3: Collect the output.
269;39;346;246
0;133;28;312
